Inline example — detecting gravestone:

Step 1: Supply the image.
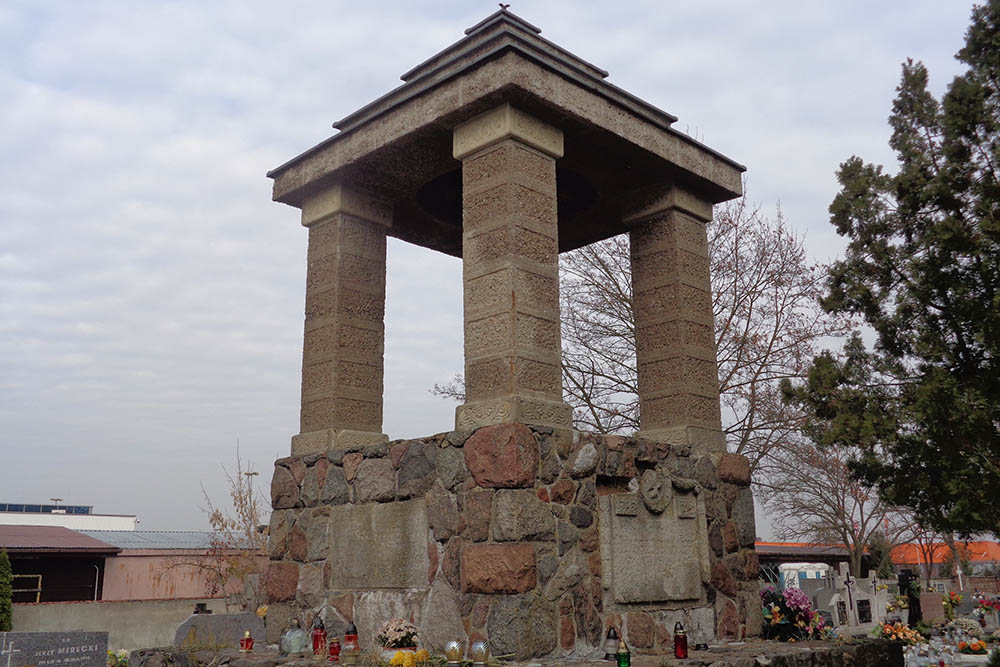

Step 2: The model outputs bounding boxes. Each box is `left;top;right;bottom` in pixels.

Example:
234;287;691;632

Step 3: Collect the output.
957;595;976;616
174;612;265;650
815;589;847;627
0;632;107;667
921;592;946;624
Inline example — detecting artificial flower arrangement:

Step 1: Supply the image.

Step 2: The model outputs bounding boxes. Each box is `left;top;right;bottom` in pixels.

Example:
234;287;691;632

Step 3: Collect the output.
388;648;431;667
377;618;420;649
958;639;989;655
760;586;830;641
887;594;909;613
943;591;963;619
106;649;128;667
873;621;923;645
947;617;984;639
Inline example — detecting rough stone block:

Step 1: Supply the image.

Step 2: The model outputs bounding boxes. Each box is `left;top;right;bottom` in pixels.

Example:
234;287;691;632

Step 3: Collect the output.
485;594;557;661
420;578;467;652
461;543;536;593
354;457;395;502
493;489;555;541
327;499;430;589
266;562;298;602
717;453;751;485
271;466;299;509
464;423;538;488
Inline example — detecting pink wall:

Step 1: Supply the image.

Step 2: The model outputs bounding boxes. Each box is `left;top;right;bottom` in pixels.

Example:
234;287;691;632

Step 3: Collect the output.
101;550;264;601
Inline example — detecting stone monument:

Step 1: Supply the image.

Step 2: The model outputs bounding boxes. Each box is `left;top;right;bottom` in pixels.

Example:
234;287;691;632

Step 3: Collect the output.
266;8;756;658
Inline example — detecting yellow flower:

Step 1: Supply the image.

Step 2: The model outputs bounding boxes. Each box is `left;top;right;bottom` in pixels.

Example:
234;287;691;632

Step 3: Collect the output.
255;604;268;619
414;649;430;663
390;652;405;666
402;654;416;667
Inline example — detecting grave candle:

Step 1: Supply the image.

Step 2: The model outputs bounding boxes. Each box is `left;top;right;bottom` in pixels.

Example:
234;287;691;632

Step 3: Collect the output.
673;622;688;659
312;618;327;656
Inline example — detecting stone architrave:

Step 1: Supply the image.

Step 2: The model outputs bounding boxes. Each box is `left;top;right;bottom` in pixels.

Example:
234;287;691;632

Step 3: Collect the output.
624;185;725;454
453;104;573;432
292;183;392;455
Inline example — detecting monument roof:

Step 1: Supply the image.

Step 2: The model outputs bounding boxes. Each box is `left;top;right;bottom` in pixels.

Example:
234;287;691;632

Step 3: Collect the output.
269;9;746;257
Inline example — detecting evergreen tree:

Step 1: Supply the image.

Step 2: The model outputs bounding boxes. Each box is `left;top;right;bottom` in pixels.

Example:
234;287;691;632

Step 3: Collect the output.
0;549;12;631
787;1;1000;534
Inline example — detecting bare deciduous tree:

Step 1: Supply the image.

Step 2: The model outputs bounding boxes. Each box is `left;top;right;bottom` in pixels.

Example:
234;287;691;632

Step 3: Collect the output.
433;187;852;480
764;441;909;577
160;450;270;611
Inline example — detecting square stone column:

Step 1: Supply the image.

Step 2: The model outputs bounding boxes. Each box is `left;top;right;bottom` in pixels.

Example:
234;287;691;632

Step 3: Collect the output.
290;183;391;456
624;185;725;454
452;104;573;431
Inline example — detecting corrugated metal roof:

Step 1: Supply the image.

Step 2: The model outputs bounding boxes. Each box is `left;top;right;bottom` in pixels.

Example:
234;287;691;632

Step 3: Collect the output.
79;530;219;550
0;525;120;553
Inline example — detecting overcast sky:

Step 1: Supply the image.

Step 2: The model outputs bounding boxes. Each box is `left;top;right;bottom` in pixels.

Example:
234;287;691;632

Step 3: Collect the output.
0;1;978;532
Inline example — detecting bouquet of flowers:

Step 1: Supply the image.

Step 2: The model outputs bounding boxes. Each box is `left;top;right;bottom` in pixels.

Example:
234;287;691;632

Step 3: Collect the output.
874;621;922;645
958;639;989;655
377;618;420;649
760;586;828;641
978;598;1000;612
943;591;963;619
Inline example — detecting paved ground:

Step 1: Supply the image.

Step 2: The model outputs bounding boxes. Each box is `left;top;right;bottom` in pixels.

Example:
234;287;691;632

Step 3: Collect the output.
129;639;902;667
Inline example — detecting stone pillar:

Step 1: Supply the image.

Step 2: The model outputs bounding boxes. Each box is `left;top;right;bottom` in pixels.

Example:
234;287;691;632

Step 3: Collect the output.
624;185;725;454
452;104;572;432
290;183;392;456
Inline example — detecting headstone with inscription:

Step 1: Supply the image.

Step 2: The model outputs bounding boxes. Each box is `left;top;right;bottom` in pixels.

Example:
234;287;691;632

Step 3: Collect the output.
174;612;265;650
920;592;946;623
0;632;108;667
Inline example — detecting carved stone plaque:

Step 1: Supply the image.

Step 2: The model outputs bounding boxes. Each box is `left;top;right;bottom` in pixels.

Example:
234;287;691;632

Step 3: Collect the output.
676;494;697;519
639;469;671;514
612;494;639;517
600;491;707;604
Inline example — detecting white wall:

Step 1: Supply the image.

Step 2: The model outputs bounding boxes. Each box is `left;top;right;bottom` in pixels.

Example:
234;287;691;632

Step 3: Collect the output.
13;598;228;650
0;512;137;530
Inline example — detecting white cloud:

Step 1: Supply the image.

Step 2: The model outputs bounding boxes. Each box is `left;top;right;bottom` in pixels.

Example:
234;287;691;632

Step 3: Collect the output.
0;0;979;531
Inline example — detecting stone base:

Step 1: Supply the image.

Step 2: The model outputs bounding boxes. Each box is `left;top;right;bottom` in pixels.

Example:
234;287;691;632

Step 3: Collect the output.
290;428;389;456
456;395;572;431
268;424;760;660
634;425;726;456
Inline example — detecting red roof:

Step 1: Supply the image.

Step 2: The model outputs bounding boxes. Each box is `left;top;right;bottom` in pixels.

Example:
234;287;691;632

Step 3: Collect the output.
0;525;120;554
892;541;1000;565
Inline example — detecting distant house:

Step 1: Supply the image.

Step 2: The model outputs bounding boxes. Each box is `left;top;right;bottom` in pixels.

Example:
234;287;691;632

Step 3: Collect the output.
0;502;138;531
0;525;120;602
81;530;263;601
891;541;1000;578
